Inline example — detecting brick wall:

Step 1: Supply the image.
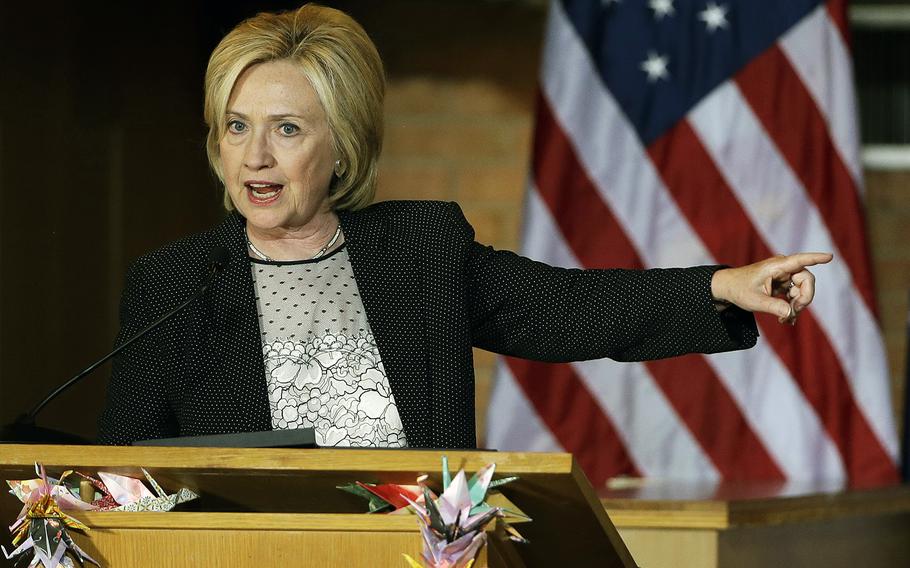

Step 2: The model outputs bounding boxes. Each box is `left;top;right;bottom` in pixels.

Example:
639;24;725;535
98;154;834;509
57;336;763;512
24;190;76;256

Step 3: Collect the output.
867;170;910;426
377;77;535;442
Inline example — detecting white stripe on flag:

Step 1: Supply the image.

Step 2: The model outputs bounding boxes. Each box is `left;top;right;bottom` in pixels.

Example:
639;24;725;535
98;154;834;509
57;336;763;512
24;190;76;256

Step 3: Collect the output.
688;82;898;460
780;4;863;188
486;359;563;452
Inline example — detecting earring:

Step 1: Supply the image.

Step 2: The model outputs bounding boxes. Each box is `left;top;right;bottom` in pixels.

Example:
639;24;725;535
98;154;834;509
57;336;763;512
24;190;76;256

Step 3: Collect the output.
334;159;343;177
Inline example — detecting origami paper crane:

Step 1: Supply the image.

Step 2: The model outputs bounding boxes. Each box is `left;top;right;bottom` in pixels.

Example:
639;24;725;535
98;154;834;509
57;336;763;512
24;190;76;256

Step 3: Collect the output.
95;469;198;512
2;464;99;568
5;464;201;567
338;481;425;513
9;467;198;514
341;456;527;568
402;465;518;568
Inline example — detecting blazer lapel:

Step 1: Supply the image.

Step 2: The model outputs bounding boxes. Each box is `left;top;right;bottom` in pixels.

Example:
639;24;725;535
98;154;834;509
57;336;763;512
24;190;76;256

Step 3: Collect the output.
339;209;431;447
199;213;272;432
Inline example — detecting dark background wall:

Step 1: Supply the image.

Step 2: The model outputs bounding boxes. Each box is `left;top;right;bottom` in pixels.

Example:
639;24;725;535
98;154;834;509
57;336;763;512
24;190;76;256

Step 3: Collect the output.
1;2;220;441
2;0;909;445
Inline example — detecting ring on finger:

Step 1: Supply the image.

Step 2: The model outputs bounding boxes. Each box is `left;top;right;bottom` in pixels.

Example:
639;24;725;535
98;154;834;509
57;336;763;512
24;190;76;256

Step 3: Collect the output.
786;303;796;321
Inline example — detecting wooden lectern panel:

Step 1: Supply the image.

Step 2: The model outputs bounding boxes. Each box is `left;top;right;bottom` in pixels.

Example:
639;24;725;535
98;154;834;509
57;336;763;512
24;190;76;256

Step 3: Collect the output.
0;444;636;567
67;513;474;567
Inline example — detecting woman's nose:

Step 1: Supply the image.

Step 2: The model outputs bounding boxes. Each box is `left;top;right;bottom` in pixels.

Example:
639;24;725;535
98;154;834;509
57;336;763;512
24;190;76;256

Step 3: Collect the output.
243;131;275;170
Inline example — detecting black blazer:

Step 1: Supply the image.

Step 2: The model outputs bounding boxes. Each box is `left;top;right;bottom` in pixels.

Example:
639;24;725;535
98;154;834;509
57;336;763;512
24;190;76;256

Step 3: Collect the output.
97;200;757;448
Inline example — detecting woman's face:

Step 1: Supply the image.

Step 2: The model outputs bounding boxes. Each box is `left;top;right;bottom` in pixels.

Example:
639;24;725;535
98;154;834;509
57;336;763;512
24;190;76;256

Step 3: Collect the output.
219;59;336;233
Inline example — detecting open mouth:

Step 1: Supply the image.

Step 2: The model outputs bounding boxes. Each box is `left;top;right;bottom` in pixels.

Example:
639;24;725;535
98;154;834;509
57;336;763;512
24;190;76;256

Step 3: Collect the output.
245;182;284;204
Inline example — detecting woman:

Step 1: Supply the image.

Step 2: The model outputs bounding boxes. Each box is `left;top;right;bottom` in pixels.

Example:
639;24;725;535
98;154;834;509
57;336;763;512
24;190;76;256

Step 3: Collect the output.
97;5;829;448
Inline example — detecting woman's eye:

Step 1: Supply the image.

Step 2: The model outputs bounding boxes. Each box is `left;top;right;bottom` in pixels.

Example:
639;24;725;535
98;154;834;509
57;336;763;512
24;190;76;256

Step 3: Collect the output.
227;120;246;134
279;123;300;136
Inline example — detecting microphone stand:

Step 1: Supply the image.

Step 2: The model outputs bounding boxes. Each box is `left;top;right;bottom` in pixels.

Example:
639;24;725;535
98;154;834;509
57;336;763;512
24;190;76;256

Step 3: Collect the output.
1;249;229;444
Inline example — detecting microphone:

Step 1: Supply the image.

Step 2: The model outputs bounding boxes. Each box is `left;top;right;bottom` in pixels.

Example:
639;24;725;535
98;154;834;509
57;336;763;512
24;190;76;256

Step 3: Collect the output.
2;246;230;444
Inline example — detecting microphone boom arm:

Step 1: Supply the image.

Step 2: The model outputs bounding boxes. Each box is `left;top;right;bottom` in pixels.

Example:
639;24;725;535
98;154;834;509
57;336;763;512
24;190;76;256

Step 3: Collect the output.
19;257;224;427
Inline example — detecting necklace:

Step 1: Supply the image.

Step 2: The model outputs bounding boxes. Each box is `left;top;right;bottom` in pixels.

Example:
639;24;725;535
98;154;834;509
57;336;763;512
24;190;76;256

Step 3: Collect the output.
246;224;342;262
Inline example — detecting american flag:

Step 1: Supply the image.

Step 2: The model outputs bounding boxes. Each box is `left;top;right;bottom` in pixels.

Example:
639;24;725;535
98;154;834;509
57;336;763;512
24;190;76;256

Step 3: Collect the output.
486;0;899;487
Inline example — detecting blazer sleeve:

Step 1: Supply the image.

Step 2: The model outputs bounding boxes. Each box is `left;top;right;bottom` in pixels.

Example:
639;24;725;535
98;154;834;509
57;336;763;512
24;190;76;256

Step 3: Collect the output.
456;208;759;363
96;259;179;445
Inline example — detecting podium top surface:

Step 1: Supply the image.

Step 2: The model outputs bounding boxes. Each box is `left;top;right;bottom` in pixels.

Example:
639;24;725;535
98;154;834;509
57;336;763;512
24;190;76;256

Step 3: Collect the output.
0;443;574;474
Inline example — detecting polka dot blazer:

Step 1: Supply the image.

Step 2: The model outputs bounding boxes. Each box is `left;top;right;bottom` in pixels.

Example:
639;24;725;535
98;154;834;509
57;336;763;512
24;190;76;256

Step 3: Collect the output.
97;200;757;448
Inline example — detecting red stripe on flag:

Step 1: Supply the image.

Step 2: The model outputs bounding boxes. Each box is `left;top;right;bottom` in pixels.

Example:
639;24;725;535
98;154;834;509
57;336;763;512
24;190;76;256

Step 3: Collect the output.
825;0;851;49
506;356;640;486
649;121;899;485
736;44;877;316
533;92;785;481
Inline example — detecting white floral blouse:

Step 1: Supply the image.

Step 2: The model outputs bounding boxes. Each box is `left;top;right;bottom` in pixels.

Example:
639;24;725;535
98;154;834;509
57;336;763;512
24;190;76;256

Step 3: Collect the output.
251;245;407;448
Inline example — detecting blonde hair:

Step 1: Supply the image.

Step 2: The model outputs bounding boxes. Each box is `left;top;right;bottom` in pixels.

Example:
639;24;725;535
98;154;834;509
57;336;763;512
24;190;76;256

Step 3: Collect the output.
204;4;384;211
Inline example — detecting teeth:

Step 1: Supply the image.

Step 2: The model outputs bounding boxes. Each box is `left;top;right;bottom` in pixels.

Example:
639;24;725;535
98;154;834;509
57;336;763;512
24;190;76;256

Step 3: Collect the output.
251;190;278;199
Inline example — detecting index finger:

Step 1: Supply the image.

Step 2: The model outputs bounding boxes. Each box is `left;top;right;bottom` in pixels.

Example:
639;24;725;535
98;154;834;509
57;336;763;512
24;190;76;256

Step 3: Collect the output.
772;252;833;273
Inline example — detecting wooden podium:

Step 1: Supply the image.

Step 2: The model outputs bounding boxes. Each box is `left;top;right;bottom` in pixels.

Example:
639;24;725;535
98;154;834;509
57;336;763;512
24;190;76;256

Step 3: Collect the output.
0;444;636;567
